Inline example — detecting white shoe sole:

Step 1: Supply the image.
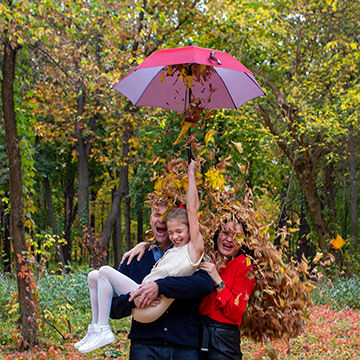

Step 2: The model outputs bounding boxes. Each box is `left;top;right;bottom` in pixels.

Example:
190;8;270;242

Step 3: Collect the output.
78;334;115;353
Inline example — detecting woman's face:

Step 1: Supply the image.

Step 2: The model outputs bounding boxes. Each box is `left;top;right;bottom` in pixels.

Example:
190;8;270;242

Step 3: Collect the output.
217;221;242;257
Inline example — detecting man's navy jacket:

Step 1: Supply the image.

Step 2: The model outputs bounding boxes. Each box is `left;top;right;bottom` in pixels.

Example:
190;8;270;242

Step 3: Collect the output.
110;247;214;348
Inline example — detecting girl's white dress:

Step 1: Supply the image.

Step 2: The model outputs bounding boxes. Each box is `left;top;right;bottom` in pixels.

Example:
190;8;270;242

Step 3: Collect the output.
132;244;203;323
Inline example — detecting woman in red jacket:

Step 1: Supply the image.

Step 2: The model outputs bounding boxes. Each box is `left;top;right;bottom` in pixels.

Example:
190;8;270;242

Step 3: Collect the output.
198;220;255;360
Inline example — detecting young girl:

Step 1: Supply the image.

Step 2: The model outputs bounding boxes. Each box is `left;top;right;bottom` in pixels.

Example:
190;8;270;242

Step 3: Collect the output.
75;160;204;354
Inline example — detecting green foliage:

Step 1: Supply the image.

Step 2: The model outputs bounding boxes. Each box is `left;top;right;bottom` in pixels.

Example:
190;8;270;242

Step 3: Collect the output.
0;273;17;345
202;0;360;252
311;275;360;310
27;233;65;270
0;268;130;355
36;268;93;334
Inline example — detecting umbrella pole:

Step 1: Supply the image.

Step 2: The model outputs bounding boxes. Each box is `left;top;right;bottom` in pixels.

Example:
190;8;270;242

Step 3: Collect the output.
187;128;192;163
187;84;193;163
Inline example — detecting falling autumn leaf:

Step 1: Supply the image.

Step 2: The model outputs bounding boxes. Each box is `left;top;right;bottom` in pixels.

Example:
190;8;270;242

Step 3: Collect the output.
313;252;323;264
166;65;173;75
160;204;174;219
184;75;193;88
330;234;345;249
173;121;192;145
305;282;317;291
237;236;245;245
199;64;206;73
231;140;243;154
205;129;216;146
154;178;165;194
204;109;215;119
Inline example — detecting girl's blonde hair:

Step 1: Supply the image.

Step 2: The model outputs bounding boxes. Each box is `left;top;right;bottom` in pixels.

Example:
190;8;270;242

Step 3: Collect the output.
166;207;188;226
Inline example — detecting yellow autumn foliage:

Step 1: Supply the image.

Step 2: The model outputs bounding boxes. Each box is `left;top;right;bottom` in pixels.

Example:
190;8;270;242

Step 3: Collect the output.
204;168;226;191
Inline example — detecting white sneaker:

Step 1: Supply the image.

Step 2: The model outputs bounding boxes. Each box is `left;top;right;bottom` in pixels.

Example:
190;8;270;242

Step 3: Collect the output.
78;325;116;353
74;324;94;349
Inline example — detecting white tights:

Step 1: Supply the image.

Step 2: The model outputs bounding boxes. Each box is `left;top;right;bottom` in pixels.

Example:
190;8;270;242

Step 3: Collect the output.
87;266;139;326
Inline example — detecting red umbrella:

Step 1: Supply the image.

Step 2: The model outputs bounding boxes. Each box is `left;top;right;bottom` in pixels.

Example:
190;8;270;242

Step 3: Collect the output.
113;45;265;113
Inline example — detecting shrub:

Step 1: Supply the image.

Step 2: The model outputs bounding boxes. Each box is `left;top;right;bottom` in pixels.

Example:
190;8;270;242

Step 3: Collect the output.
0;268;131;350
0;273;16;345
311;275;360;310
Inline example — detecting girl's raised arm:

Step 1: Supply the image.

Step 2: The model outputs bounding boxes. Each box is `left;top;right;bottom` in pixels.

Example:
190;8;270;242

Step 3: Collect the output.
187;159;204;263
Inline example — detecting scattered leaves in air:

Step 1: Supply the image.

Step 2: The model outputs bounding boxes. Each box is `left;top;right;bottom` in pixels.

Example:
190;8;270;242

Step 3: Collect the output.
165;63;217;121
146;152;313;342
160;63;220;146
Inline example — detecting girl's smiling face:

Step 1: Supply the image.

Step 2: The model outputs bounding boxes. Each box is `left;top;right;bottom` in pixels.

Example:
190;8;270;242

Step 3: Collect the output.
167;220;190;247
217;221;242;257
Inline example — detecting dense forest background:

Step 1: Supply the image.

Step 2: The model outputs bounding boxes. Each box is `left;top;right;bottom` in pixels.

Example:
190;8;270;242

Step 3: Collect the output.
0;0;359;351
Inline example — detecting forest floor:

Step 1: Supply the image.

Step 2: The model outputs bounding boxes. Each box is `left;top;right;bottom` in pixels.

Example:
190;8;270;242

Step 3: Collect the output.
0;304;359;359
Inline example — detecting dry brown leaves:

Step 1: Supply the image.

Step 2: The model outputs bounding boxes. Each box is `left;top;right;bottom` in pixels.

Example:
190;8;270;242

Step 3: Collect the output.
146;156;311;343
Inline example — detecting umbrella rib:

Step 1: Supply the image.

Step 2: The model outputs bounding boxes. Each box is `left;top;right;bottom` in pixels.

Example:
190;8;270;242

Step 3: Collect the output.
243;72;266;95
215;69;238;109
134;66;167;107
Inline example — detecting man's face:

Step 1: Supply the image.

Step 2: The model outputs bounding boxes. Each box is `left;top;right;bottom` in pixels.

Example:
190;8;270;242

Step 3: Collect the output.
150;205;170;250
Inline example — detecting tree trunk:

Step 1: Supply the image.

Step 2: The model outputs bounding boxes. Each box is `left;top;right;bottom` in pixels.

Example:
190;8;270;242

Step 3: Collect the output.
322;161;337;232
63;176;77;265
100;175;126;267
274;174;290;249
100;118;132;265
75;84;90;237
348;135;358;251
137;206;143;243
2;37;37;350
296;205;314;262
295;159;330;251
125;194;131;251
112;203;122;268
74;84;102;267
43;176;65;269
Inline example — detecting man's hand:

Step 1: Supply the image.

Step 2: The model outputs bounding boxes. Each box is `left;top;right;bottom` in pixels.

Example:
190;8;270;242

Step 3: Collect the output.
133;296;161;308
129;282;159;308
121;242;148;265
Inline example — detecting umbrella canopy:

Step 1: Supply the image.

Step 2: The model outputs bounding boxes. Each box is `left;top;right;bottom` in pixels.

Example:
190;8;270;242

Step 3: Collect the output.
113;45;265;113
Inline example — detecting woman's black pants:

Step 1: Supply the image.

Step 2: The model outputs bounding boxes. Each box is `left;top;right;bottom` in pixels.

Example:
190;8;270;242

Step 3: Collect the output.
200;316;242;360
